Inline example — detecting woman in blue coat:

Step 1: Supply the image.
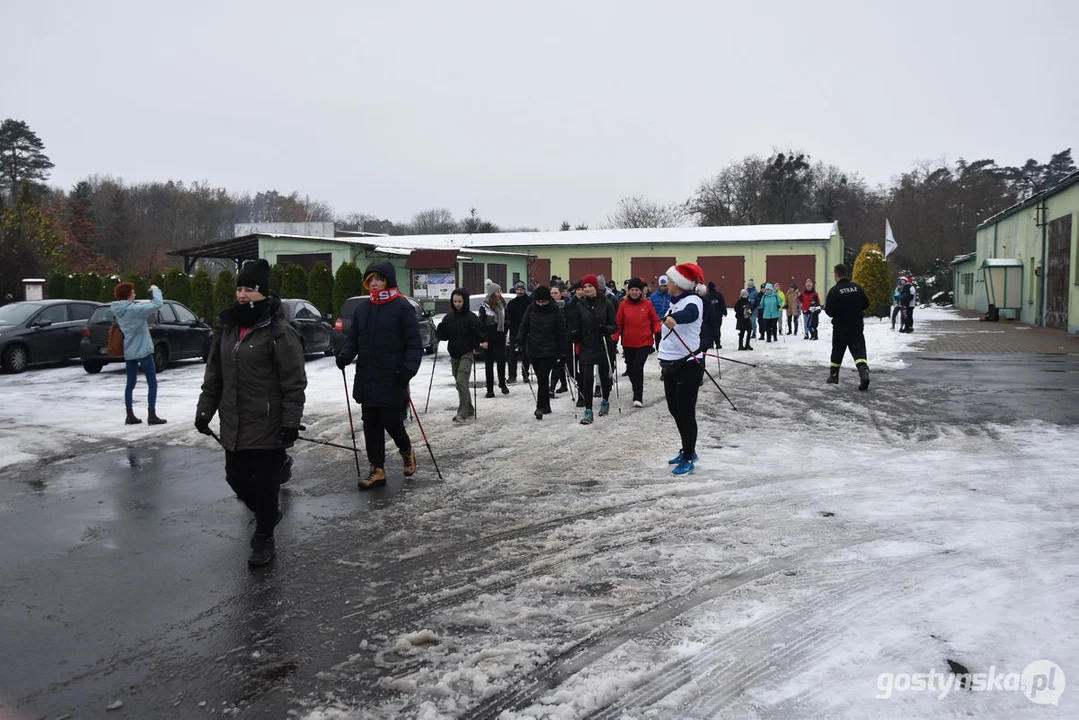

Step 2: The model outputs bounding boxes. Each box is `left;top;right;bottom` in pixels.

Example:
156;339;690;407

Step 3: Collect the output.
111;282;166;425
760;283;782;342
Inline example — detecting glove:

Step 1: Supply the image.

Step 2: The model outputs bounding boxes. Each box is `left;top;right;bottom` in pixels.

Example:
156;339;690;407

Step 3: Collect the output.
279;426;299;446
336;353;351;370
194;414;212;436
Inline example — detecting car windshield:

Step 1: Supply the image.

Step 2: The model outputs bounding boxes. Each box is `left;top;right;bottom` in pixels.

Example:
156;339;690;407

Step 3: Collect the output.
0;303;43;325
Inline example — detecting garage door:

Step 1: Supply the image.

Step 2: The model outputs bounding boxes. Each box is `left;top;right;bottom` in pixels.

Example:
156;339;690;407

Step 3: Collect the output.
530;258;551;286
696;256;745;298
568;258;613;285
766;255;817;291
630;256;677;290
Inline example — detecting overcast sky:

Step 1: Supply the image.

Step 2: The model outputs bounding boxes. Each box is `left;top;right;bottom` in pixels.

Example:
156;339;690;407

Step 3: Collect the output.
4;0;1076;230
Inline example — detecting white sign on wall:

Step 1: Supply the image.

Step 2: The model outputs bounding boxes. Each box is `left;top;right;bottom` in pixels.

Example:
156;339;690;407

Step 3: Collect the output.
413;272;456;300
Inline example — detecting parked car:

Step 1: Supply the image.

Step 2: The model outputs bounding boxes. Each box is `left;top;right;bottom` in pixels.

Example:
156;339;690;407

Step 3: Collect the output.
332;295;437;354
79;300;212;373
279;298;335;357
0;299;103;373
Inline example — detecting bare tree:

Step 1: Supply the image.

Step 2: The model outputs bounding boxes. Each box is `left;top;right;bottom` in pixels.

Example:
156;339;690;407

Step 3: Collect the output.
606;196;687;229
687;155;767;226
410;208;458;234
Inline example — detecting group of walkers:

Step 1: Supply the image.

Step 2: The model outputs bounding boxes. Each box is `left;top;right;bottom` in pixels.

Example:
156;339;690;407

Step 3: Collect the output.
104;256;878;569
732;278;823;350
892;276;918;333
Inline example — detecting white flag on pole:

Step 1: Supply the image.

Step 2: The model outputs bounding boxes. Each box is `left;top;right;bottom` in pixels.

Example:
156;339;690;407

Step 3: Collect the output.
884;219;898;258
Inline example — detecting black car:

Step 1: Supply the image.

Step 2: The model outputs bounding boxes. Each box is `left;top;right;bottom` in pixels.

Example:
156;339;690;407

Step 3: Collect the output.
332;295;437;354
80;300;212;373
0;299;103;373
279;298;335;357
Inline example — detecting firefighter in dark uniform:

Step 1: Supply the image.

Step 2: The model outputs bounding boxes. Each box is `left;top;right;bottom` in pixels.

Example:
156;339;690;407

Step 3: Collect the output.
824;263;871;391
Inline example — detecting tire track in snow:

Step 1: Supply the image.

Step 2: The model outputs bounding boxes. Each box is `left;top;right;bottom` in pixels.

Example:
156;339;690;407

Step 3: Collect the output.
462;532;889;720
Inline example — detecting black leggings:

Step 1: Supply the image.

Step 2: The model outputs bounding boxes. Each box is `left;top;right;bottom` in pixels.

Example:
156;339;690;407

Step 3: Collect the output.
484;331;507;389
579;360;611;410
362;404;412;469
225;448;286;536
530;357;555;410
622;345;650;402
663;360;704;459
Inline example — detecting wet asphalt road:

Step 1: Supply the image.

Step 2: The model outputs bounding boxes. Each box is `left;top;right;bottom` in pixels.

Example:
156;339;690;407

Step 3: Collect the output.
0;351;1076;719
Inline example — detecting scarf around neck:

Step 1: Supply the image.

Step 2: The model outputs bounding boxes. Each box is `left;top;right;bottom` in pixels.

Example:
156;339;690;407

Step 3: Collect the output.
370;288;400;305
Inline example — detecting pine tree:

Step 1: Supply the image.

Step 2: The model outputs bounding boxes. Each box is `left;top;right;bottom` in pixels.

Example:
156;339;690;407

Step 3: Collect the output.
281;264;308;299
851;243;892;318
101;275;121;303
0;119;55;200
333;262;364;316
81;272;103;302
125;272;148;301
307;262;334;316
214;269;235;317
190;269;214;320
269;264;285;295
164;268;191;306
66;273;83;300
47;272;66;299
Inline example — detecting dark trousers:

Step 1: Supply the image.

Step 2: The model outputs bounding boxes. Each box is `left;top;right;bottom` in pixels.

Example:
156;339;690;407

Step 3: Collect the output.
362;404;412;470
225;448;286;536
622;345;650;402
124;355;158;410
739;329;749;348
579;360;611;410
830;328;869;369
485;331;507;390
906;306;914;331
891;305;902;329
531;357;555;410
663;360;703;459
508;336;530;379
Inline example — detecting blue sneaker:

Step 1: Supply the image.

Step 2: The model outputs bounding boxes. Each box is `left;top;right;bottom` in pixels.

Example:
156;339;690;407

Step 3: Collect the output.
672;459;695;476
598;400;609;417
667;450;699;465
580;409;594;425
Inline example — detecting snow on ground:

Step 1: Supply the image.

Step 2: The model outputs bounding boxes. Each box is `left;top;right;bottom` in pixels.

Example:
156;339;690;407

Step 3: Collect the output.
2;306;1077;718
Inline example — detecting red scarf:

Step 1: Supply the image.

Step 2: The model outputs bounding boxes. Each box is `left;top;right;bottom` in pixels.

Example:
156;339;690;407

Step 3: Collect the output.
370;287;400;305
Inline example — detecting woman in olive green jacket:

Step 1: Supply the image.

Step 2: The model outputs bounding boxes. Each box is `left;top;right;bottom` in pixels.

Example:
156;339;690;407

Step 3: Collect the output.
195;260;307;568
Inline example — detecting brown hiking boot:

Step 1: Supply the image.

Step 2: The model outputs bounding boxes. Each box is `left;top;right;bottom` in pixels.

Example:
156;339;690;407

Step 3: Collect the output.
402;447;416;477
359;466;387;490
125;408;143;425
147;410;167;425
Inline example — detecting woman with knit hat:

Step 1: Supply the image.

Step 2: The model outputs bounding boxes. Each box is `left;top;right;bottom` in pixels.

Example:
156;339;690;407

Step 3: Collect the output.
658;263;707;476
195;259;308;567
566;274;616;425
614;277;661;408
515;285;568;420
336;261;422;490
477;280;510;398
436;287;486;422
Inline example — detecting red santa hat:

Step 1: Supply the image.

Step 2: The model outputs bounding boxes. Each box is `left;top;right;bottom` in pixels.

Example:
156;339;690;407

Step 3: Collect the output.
665;263;707;296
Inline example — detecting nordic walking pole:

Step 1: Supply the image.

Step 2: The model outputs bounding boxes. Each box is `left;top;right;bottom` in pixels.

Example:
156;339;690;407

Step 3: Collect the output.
472;352;479;420
407;395;443;480
424;340;440;413
341;368;363;480
707;352;758;368
663;325;738;411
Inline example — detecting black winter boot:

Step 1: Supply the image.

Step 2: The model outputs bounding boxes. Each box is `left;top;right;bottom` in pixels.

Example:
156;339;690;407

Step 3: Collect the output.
125;408;143;425
248;533;275;567
147;409;167;425
827;367;839;384
858;364;870;391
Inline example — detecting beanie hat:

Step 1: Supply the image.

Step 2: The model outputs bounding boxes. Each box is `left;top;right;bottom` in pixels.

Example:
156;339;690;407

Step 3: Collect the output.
581;274;599;289
658;274;668;285
665;263;707;296
597;274;606;287
237;259;270;293
532;285;551;302
484;278;501;296
747;278;755;287
627;277;645;290
707;281;716;292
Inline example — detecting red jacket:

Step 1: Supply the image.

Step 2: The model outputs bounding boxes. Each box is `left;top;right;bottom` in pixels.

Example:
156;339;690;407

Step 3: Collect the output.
800;290;821;313
614;297;661;348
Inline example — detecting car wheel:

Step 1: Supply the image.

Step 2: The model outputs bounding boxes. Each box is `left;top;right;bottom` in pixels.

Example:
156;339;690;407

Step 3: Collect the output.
83;361;105;374
2;344;29;373
153;344;168;373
